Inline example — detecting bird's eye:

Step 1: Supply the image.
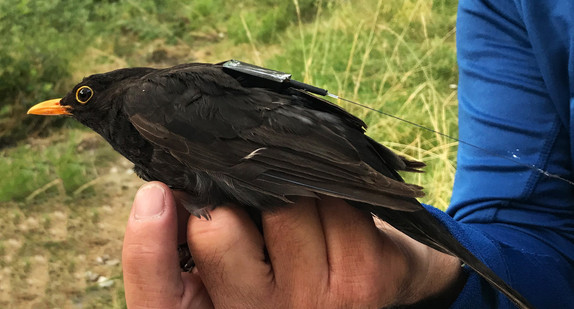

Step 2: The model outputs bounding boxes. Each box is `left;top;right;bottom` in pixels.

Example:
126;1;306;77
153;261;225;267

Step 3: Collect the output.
76;86;94;104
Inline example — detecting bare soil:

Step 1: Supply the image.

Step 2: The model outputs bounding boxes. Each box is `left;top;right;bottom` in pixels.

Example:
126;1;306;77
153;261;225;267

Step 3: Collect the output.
0;150;144;308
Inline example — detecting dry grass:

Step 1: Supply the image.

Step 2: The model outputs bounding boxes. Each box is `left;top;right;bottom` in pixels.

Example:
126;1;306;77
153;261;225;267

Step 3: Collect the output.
281;0;458;208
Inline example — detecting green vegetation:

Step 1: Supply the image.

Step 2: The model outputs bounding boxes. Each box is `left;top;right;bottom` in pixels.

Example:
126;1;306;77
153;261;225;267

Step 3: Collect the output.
0;130;116;202
0;0;459;307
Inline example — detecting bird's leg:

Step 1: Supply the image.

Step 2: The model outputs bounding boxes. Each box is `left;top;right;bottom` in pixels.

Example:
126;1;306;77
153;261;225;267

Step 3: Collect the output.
177;243;195;272
172;190;208;272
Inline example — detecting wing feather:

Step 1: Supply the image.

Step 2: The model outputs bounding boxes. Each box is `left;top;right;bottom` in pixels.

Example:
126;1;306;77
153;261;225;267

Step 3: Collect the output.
123;64;424;212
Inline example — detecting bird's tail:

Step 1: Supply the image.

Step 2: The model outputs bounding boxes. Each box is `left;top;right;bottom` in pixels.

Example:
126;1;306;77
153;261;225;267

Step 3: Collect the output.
350;201;534;309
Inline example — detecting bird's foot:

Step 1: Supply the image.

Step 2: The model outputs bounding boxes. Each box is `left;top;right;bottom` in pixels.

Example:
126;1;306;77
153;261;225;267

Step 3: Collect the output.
178;243;195;272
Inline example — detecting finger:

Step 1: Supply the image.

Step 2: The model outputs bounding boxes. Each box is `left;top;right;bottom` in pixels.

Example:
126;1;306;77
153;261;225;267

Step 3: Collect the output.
123;182;211;309
187;206;271;305
180;272;215;309
261;198;328;288
317;198;405;297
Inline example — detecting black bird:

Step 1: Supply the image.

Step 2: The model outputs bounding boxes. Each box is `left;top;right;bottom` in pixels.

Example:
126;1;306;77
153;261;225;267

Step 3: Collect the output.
28;61;532;309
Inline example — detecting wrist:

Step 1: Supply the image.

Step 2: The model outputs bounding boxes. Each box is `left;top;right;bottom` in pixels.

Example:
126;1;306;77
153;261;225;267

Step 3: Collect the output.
375;218;466;307
399;243;467;307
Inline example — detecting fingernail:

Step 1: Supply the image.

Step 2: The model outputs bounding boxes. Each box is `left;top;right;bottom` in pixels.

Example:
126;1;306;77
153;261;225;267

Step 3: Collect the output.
134;183;166;220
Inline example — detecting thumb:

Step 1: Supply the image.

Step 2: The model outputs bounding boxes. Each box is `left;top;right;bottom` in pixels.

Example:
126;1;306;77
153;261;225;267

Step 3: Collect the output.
122;182;211;308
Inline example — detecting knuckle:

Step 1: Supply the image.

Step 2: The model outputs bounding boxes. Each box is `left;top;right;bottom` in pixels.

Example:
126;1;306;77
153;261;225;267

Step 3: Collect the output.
333;276;384;306
329;260;393;307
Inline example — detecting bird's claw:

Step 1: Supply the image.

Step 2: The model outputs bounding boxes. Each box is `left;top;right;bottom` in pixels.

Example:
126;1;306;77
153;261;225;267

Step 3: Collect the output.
178;243;195;272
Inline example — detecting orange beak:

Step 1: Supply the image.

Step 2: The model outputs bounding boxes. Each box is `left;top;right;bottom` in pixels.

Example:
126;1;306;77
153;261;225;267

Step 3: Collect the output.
27;98;71;116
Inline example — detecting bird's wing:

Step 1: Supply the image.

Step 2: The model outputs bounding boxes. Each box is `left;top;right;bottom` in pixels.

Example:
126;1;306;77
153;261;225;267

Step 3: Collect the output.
122;64;423;211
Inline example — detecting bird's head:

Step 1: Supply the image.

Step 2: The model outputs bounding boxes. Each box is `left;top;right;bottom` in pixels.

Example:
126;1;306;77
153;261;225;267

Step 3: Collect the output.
27;67;155;132
28;67;158;164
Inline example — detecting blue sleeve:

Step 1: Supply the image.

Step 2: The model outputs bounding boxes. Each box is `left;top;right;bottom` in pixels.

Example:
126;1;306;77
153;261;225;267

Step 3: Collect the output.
441;0;574;307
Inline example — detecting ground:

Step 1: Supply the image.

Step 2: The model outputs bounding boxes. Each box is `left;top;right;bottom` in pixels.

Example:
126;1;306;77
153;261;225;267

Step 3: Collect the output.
0;133;143;308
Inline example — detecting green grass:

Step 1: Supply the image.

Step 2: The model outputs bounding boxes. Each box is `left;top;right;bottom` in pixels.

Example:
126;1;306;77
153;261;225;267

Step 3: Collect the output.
0;130;117;202
0;0;459;307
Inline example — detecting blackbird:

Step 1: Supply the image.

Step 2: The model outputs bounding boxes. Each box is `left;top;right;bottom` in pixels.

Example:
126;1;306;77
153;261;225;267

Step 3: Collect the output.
28;61;531;308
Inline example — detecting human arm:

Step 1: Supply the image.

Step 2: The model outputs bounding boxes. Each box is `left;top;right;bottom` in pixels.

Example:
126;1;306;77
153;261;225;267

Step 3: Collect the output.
444;0;574;307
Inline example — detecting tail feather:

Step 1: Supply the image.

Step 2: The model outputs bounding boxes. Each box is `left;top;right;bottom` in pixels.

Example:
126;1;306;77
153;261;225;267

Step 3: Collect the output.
350;201;535;309
399;156;426;173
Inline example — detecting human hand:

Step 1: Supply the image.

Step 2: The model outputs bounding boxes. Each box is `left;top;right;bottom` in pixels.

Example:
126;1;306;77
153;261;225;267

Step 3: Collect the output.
122;182;462;308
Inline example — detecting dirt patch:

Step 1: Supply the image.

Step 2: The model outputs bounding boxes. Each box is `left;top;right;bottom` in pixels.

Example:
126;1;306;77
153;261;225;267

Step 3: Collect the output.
0;154;144;308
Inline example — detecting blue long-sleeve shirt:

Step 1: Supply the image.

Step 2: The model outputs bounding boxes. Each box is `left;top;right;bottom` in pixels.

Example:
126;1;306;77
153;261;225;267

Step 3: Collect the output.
426;0;574;307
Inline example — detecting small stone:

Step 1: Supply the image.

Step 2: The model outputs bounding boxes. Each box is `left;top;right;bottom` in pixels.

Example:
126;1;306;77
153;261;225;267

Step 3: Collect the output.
85;271;100;282
105;259;120;266
53;211;66;219
97;276;114;288
7;239;21;248
33;255;46;263
96;255;110;264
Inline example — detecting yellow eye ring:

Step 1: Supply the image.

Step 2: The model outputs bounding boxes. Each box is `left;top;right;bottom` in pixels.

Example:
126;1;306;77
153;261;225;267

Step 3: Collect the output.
76;86;94;104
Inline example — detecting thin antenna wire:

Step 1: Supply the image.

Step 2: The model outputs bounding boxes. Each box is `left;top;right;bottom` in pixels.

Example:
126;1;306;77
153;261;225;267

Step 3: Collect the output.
327;93;574;187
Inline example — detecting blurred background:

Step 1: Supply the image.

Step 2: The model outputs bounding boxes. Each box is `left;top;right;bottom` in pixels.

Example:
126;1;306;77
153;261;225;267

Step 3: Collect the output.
0;0;458;307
